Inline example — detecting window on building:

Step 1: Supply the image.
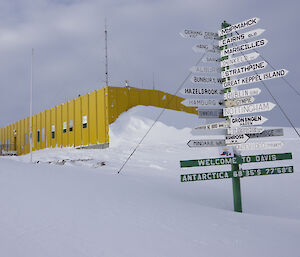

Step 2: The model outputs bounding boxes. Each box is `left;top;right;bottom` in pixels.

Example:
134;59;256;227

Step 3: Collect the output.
51;125;55;139
63;122;67;133
69;120;73;132
37;130;40;143
82;115;87;129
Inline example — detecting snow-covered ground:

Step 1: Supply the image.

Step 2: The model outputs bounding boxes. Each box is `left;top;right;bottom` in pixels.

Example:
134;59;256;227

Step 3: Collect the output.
1;106;300;257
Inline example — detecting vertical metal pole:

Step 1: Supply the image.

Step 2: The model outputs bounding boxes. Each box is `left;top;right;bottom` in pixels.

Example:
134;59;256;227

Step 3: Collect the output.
105;18;109;88
221;21;242;212
30;48;33;163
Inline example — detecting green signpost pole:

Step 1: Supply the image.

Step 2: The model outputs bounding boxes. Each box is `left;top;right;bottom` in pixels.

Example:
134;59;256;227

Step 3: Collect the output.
221;21;243;213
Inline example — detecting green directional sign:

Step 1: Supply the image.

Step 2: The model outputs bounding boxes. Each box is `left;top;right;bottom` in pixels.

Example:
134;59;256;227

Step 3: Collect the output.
180;152;292;168
181;166;294;182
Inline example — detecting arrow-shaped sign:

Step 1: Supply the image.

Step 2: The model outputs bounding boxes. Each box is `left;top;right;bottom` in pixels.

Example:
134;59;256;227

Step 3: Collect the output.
221;52;260;67
180;87;223;96
223;102;276;116
218;17;260;37
198;109;223;118
246;128;284;138
233;141;284;151
222;61;267;79
187;139;226;147
224;88;261;100
194;121;229;130
222;69;288;89
181;98;224;107
225;134;249;145
221;39;268;57
201;56;221;63
180;30;219;40
193;44;220;54
229;115;268;127
219;28;265;47
227;126;264;135
190;66;222;74
225;96;255;107
191;76;222;84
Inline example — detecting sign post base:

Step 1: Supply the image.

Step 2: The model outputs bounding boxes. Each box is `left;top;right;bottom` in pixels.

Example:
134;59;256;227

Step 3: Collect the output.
232;156;242;212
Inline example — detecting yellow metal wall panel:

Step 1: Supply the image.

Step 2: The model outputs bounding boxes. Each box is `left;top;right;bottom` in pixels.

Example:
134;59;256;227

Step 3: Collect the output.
81;94;89;146
16;121;21;155
41;111;46;149
50;107;56;148
32;115;36;151
45;110;51;148
62;102;68;147
24;117;29;154
20;119;24;155
56;105;62;147
74;97;82;147
96;88;109;144
89;91;97;145
68;100;75;147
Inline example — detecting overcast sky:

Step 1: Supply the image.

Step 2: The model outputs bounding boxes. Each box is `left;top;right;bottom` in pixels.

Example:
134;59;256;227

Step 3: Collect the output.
0;0;299;129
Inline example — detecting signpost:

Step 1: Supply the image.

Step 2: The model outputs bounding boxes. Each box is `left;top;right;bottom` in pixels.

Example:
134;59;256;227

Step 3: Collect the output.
223;102;276;116
193;44;220;54
225;96;255;107
198;109;223;118
180;30;218;40
221;52;260;67
227;126;264;135
218;17;260;36
234;141;283;150
190;66;222;74
219;28;265;47
187;139;226;147
222;69;289;88
180;87;223;96
181;166;293;182
221;61;267;79
229;115;268;127
247;128;283;138
191;76;222;84
201;56;221;63
220;39;268;57
194;121;229;130
224;88;261;100
181;98;224;107
225;134;249;145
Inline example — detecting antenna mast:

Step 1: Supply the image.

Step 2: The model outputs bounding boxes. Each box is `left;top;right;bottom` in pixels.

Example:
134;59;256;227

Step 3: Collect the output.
105;18;109;87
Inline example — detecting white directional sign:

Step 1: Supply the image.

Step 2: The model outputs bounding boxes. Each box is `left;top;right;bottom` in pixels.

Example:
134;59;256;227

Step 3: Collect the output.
180;88;223;96
187;139;225;147
194;121;229;130
198;109;223;118
193;44;220;54
227;126;264;135
218;17;260;36
201;56;221;63
223;102;276;116
190;66;222;74
233;141;283;151
229;115;268;127
222;69;288;89
222;61;267;79
225;96;255;107
225;134;249;145
224;88;261;100
191;76;222;84
247;128;284;138
221;39;268;57
180;30;218;40
219;28;265;47
221;52;260;67
181;98;224;107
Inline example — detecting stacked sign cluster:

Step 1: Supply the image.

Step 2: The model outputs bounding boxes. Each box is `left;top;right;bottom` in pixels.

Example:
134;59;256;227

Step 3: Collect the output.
179;18;293;211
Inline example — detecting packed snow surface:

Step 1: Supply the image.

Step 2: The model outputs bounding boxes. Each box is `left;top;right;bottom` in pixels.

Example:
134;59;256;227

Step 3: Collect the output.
1;106;300;257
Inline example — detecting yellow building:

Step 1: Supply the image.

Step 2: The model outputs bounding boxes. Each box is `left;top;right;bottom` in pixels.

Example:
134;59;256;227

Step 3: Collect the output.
0;86;197;155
